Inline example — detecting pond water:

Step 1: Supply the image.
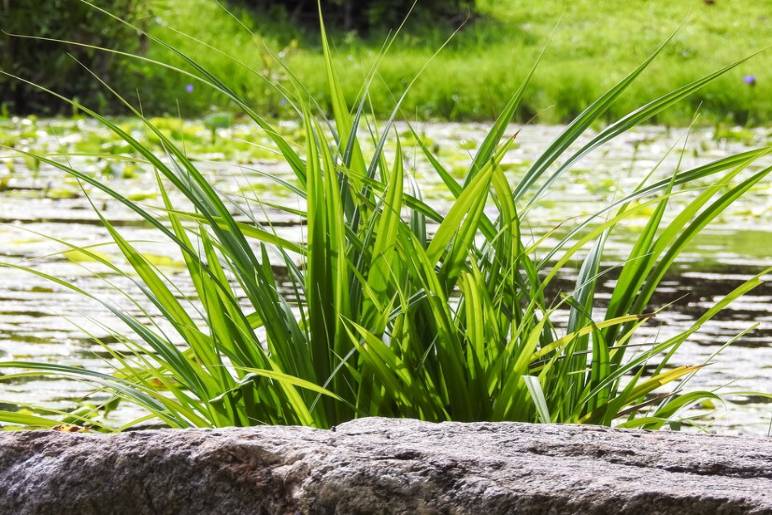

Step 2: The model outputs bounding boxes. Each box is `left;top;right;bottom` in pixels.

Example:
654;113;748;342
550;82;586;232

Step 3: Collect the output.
0;118;769;434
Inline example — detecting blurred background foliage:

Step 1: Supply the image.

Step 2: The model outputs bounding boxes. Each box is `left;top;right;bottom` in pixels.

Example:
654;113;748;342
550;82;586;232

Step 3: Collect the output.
0;0;151;114
235;0;476;32
0;0;768;124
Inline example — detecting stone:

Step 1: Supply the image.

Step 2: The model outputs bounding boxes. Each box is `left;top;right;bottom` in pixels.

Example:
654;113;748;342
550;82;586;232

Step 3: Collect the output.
0;417;770;514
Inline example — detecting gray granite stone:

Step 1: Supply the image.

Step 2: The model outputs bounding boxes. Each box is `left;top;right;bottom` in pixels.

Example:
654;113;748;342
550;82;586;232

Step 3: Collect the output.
0;417;770;514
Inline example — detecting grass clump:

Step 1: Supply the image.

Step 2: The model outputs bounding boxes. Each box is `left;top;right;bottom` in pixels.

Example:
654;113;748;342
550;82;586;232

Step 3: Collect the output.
0;3;769;431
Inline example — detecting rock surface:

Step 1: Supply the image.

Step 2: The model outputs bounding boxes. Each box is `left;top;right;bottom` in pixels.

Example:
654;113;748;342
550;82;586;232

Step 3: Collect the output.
0;417;770;514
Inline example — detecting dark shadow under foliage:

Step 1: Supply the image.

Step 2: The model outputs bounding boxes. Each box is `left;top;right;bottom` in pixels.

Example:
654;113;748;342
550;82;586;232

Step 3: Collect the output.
0;0;150;115
237;0;476;33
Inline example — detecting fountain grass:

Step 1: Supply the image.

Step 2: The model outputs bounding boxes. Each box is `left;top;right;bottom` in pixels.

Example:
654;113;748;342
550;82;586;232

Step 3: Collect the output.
0;2;769;430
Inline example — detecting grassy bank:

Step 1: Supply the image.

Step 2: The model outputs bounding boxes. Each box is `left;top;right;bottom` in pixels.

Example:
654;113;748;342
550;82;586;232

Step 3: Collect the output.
134;0;771;125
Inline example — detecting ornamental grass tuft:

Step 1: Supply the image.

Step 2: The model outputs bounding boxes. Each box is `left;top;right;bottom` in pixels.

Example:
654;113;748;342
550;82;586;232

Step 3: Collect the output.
0;1;769;431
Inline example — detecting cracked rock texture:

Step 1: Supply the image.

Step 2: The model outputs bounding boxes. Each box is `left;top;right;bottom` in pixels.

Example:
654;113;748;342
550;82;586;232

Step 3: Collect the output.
0;417;770;514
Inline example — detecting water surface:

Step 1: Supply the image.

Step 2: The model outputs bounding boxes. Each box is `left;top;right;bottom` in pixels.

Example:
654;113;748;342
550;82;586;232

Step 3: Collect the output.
0;119;769;433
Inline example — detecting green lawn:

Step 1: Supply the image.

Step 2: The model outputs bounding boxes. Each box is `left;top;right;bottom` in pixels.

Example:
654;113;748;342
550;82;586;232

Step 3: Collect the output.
138;0;771;125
